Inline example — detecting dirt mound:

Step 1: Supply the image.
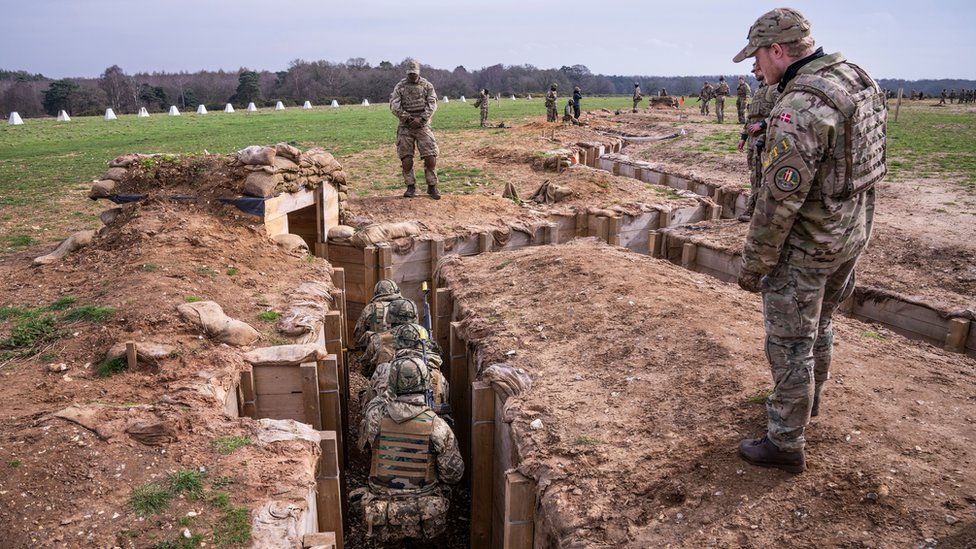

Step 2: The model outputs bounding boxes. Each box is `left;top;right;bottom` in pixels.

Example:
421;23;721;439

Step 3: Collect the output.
0;200;338;546
441;239;976;547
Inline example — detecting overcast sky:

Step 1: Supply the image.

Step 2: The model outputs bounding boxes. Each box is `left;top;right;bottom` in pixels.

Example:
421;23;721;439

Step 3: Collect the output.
3;0;974;80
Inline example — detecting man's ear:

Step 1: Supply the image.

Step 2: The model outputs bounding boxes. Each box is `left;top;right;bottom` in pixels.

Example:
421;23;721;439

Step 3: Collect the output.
769;43;785;60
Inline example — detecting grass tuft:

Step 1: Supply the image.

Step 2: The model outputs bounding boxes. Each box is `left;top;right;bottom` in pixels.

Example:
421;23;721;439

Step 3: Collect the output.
746;388;773;404
63;305;115;323
47;296;77;311
256;311;278;322
129;482;172;517
168;469;205;500
575;435;603;446
225;267;239;276
184;296;203;303
96;357;127;378
213;435;251;455
0;314;60;351
213;505;251;545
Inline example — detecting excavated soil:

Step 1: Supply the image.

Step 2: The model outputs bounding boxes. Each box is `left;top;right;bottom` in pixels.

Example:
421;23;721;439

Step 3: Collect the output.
441;239;976;548
0;201;337;547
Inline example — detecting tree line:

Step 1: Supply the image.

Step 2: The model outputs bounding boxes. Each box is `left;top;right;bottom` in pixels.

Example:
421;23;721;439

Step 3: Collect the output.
1;60;973;119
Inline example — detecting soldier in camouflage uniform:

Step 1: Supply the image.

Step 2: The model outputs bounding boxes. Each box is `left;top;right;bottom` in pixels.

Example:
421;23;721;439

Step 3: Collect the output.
714;76;731;123
737;60;780;222
390;59;441;200
736;76;752;123
699;80;714;115
357;355;463;545
940;89;947;104
364;323;450;413
353;279;403;350
359;298;420;377
734;7;885;473
545;84;558;122
475;88;490;127
632;82;643;112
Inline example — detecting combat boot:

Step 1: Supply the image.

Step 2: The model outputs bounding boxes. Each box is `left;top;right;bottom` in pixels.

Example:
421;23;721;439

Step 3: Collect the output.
424;169;440;200
738;436;806;473
427;185;441;200
737;213;752;222
402;169;417;198
403;185;416;198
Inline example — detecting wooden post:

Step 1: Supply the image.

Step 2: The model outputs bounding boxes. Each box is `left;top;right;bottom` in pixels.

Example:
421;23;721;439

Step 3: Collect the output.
945;318;971;353
542;224;555;245
894;88;903;123
239;367;256;418
649;230;662;257
478;232;492;254
301;362;323;430
607;216;620;247
612;161;621;176
575;211;588;237
317;355;344;468
658;207;671;229
430;238;445;282
449;322;471;468
470;382;495;549
377;244;393;280
709;203;723;220
502;471;536;548
316;432;343;549
681;242;697;269
125;342;137;370
434;288;453;353
314;185;328;258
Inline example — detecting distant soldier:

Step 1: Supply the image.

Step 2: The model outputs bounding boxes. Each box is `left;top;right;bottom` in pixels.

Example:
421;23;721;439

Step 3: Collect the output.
545;83;558;122
734;7;885;473
940;89;947;104
563;98;578;124
736;76;752;123
737;60;780;222
948;89;956;104
573;86;583;119
364;323;450;413
390;59;441;200
357;355;463;545
699;81;713;114
359;298;420;377
714;76;730;123
632;82;643;112
353;279;403;349
474;88;490;127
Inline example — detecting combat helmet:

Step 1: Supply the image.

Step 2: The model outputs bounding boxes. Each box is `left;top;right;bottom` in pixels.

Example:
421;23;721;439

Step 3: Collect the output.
550;83;557;90
372;279;400;300
392;323;430;351
389;355;431;396
387;298;419;327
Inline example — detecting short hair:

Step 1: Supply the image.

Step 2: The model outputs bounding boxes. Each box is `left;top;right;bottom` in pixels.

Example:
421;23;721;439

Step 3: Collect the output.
782;35;816;58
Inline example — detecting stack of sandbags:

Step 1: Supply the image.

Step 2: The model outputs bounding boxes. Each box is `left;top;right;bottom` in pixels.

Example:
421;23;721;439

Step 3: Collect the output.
237;144;348;208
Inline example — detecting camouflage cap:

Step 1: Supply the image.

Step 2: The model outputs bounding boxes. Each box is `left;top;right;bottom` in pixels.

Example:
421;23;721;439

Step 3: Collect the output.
392;323;429;351
387;298;418;326
406;59;421;74
733;8;811;63
373;279;400;299
389;355;430;395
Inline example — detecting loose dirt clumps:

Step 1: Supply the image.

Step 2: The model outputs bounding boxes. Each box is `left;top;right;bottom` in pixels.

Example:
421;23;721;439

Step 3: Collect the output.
440;239;976;547
0;198;340;547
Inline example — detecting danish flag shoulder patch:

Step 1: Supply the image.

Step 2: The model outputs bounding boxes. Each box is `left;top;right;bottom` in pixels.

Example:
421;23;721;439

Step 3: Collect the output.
778;112;793;124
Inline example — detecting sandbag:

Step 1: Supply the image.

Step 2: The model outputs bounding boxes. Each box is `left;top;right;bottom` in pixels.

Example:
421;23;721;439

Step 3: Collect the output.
529;181;574;204
243;171;280;197
243;344;328;366
106;341;175;365
275;142;302;161
502;181;521;202
482;363;532;398
273;156;300;173
277;281;333;338
350;221;422;248
89;179;116;199
176;301;260;346
237;145;277;166
33;230;96;266
100;208;123;226
328;225;355;240
103;167;128;182
272;233;309;254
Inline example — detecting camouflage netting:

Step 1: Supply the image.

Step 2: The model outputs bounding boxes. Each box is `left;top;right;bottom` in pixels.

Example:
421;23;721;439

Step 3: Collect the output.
88;142;350;221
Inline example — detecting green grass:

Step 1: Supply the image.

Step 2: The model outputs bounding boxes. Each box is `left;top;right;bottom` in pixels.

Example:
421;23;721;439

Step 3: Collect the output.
8;459;21;468
0;314;59;351
225;267;239;276
256;311;278;322
95;356;127;377
47;296;77;311
129;482;173;517
213;506;251;546
746;388;773;404
141;263;159;272
184;296;203;303
168;469;206;500
575;434;603;446
861;330;885;340
62;305;115;322
213;435;251;455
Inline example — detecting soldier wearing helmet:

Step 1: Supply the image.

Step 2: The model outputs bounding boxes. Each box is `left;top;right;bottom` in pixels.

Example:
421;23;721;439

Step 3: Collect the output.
359;298;419;377
545;83;558;122
363;323;450;412
357;355;463;544
353;279;403;349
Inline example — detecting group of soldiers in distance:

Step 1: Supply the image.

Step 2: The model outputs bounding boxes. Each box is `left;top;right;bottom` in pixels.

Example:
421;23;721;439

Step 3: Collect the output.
939;88;976;104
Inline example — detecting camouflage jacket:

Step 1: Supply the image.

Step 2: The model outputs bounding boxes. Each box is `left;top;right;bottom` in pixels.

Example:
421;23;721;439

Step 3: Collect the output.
545;90;557;107
477;92;490;110
390;77;438;125
743;52;880;274
365;346;448;405
358;394;464;494
743;84;780;148
736;82;752;98
715;81;730;97
633;86;643;100
700;83;714;100
352;293;402;349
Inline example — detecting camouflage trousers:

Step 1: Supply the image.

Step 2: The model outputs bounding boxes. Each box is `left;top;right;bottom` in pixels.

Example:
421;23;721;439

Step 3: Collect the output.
633;98;641;112
546;104;557;122
700;98;710;115
361;490;450;543
736;97;747;124
480;105;488;127
761;254;858;451
715;96;725;123
744;143;762;217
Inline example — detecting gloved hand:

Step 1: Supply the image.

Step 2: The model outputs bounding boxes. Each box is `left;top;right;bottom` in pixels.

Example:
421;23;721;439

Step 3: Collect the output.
409;117;424;129
737;267;763;293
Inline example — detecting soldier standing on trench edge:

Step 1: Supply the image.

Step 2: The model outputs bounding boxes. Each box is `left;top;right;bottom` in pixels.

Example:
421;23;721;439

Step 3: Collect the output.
390;59;441;200
734;7;886;473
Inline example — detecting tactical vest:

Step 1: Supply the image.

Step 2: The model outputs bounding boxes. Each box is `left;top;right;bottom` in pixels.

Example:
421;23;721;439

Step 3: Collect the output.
376;332;395;366
369;411;437;490
369;301;390;333
398;80;429;115
785;63;887;199
545;91;557;107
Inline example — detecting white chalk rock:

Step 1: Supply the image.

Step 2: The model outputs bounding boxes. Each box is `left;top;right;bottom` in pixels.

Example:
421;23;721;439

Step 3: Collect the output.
330;100;339;108
168;105;180;116
176;301;260;346
33;230;97;266
7;111;24;125
224;103;235;113
104;108;117;121
302;100;312;109
137;107;149;117
196;104;207;114
274;101;285;111
361;99;370;106
57;110;71;122
246;102;257;112
530;418;544;430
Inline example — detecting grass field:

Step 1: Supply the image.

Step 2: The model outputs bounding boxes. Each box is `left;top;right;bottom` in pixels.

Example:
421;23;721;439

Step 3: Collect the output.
1;96;973;254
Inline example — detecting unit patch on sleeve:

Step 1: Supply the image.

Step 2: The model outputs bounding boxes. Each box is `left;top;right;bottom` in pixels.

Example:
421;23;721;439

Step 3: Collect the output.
773;166;802;193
